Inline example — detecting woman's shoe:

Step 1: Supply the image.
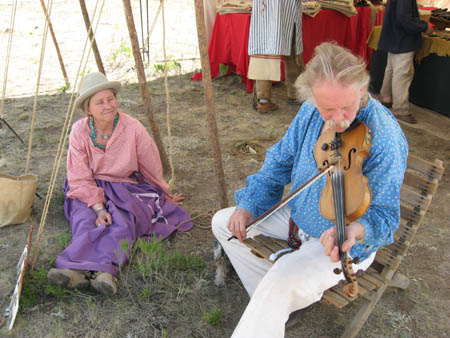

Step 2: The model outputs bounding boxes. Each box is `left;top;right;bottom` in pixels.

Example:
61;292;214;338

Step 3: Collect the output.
90;272;118;296
47;268;89;289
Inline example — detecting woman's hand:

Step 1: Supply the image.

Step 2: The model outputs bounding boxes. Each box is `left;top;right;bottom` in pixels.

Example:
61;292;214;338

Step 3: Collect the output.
226;209;253;242
320;222;365;262
167;193;185;206
95;209;112;227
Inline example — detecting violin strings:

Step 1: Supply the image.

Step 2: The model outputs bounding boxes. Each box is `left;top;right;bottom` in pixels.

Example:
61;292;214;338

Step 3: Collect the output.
331;167;346;260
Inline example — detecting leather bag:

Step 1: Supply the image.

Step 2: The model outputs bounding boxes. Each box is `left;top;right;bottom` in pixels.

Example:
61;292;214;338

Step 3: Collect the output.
0;173;38;227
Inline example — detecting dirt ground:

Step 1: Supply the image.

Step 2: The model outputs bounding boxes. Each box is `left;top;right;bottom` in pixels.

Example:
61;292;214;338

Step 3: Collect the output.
1;1;449;338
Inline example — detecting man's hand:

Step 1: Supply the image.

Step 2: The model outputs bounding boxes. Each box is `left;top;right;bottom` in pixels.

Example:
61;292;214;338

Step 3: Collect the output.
320;222;365;262
227;209;253;242
96;210;112;227
425;23;433;35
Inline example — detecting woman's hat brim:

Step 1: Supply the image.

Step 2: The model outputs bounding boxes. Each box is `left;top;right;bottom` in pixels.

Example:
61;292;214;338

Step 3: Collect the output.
74;81;121;109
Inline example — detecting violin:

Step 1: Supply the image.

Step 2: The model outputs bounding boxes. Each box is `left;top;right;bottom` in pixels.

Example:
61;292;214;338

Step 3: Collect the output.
314;119;372;298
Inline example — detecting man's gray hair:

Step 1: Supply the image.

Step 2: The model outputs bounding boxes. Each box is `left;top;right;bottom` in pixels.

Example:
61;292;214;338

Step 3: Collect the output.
295;42;370;103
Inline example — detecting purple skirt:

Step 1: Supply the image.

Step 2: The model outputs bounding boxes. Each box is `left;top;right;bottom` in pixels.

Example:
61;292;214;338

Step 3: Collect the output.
55;179;193;276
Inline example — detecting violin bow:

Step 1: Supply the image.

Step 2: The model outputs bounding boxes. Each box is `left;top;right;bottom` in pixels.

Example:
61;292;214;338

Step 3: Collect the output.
227;165;334;241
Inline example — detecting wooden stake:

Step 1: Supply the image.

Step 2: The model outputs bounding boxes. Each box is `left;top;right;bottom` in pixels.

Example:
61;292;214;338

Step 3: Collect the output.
79;0;106;75
39;0;69;85
122;0;169;171
194;0;229;208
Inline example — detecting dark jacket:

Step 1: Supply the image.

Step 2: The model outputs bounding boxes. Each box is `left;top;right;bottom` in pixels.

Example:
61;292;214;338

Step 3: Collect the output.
378;0;428;54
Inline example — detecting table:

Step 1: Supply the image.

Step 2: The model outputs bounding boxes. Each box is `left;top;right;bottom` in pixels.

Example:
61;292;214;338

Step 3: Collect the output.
192;7;384;93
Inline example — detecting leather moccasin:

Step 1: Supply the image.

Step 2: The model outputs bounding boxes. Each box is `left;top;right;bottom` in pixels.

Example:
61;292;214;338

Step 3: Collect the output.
90;272;118;296
257;100;279;113
48;268;90;289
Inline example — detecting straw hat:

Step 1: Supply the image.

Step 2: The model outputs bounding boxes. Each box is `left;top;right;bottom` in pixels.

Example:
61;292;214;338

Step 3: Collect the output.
74;72;121;109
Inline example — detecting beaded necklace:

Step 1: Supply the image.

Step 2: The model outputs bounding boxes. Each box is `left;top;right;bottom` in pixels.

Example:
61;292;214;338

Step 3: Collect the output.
88;114;119;150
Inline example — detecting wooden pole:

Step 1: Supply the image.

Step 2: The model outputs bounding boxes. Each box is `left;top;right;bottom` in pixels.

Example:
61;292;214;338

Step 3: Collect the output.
193;0;229;208
122;0;169;171
39;0;69;85
79;0;106;75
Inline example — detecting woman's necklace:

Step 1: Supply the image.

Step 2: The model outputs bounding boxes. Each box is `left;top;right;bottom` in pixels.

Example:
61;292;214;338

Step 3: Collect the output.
88;114;119;150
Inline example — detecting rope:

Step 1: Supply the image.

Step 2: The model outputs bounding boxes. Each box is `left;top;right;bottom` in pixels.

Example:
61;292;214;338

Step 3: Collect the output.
25;0;53;174
230;138;275;161
31;0;106;269
161;0;176;190
0;0;18;119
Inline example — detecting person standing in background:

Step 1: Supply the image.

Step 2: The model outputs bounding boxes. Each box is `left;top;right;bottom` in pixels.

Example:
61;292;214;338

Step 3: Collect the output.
378;0;433;124
203;0;218;43
248;0;304;113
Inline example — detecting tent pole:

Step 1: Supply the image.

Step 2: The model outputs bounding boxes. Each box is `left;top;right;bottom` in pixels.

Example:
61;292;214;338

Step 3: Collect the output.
193;0;229;208
39;0;69;85
79;0;106;75
122;0;169;172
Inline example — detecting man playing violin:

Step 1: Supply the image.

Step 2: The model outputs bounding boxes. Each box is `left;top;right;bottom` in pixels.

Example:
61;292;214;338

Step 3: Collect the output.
212;42;408;338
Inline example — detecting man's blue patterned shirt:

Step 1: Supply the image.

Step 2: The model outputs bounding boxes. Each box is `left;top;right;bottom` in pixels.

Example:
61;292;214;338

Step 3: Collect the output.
236;96;408;261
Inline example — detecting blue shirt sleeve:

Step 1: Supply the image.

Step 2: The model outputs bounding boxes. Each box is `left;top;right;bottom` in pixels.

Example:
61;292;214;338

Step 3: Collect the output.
235;112;306;218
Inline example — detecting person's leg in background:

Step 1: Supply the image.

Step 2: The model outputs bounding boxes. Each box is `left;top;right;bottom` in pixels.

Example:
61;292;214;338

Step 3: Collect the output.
285;27;304;105
380;52;394;108
254;80;278;113
203;0;218;44
391;51;416;124
285;53;304;105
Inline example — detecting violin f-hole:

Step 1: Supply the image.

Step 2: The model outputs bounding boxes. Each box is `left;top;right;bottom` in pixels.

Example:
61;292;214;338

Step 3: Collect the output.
344;148;356;170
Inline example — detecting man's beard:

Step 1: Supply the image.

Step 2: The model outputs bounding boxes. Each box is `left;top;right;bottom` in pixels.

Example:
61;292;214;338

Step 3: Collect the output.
324;119;352;131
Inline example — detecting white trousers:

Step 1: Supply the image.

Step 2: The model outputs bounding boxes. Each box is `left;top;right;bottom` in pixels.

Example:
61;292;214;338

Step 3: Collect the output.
212;206;375;338
380;51;415;115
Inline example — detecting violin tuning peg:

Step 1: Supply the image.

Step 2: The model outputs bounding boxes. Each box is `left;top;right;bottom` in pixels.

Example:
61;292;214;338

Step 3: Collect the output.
333;268;342;275
350;257;360;264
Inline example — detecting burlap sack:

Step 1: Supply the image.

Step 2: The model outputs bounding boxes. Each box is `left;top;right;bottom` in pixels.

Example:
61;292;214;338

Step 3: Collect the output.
0;173;38;227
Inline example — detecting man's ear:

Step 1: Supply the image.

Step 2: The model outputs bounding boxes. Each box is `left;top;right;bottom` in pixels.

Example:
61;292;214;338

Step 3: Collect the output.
360;85;368;96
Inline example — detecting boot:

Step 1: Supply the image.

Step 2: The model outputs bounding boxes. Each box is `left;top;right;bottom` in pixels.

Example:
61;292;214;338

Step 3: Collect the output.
47;268;89;289
395;113;417;124
90;272;118;296
256;100;279;113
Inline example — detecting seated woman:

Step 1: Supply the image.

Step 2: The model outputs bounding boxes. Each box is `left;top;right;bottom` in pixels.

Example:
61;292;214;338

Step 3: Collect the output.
48;72;193;296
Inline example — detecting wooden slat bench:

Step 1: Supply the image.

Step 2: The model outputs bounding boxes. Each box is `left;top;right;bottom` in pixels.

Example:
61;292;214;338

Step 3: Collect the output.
243;154;444;338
